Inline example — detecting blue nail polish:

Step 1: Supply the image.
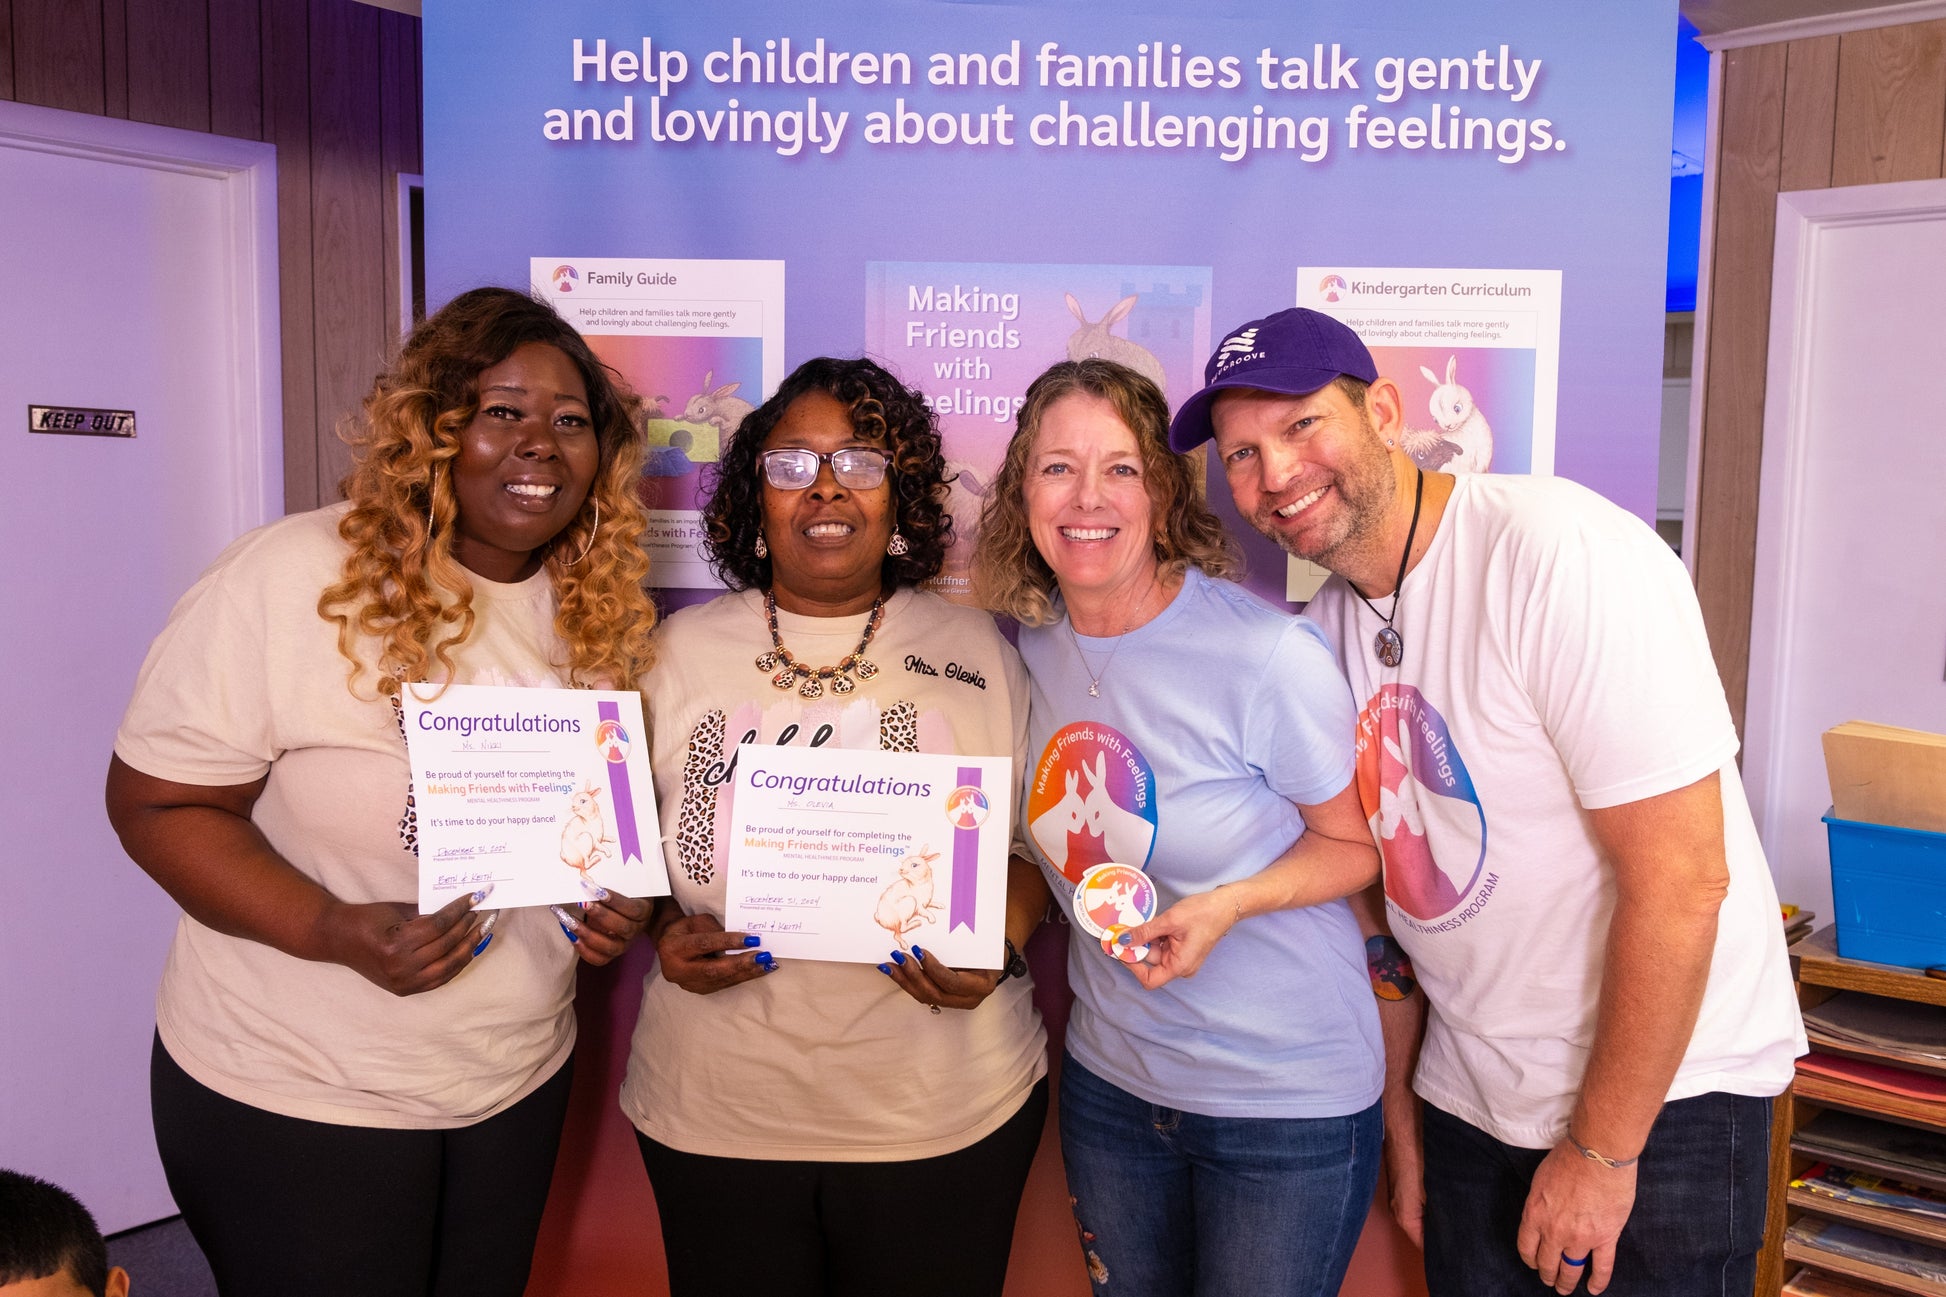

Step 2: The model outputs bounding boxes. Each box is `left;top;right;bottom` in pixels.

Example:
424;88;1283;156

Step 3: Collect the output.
471;933;493;957
755;951;775;967
558;922;578;944
1117;932;1133;946
891;950;906;966
878;964;892;975
742;934;761;948
912;946;926;960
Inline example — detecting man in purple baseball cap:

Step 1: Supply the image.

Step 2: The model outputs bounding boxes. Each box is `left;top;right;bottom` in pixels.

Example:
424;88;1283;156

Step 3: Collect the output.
1174;308;1804;1297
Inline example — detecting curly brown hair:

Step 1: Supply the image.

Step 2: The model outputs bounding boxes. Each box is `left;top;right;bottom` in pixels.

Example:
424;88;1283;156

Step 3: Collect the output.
972;358;1240;627
704;357;952;591
318;287;656;693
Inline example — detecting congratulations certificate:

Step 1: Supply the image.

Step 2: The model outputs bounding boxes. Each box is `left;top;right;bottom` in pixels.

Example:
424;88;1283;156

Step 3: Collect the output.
402;683;669;911
724;744;1013;967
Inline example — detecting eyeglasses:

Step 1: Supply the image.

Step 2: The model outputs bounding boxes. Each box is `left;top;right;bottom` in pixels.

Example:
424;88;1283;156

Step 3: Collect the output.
758;447;890;491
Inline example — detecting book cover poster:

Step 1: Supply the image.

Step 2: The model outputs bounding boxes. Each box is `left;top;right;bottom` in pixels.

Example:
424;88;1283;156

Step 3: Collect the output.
533;257;786;588
866;261;1212;601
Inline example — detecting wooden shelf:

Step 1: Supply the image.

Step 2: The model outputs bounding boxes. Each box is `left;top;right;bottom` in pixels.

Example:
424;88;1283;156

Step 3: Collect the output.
1788;1188;1946;1248
1763;927;1946;1296
1792;928;1946;1009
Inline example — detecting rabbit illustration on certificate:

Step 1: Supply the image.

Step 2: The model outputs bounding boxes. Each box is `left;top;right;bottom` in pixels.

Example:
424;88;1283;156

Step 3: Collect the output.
873;846;942;950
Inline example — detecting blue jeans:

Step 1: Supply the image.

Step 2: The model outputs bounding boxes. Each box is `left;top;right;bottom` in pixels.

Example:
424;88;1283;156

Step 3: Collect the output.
1421;1092;1772;1297
1058;1052;1381;1297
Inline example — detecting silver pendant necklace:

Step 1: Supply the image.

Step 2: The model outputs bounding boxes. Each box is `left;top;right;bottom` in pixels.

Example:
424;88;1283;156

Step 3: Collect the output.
1350;468;1423;669
1067;579;1155;697
1068;619;1124;698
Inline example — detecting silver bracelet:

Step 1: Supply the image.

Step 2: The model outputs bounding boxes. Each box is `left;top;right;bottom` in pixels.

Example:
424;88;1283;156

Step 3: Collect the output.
1566;1131;1639;1169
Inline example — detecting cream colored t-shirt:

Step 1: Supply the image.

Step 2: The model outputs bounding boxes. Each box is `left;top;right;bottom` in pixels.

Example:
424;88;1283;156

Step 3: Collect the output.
115;503;582;1129
621;587;1047;1161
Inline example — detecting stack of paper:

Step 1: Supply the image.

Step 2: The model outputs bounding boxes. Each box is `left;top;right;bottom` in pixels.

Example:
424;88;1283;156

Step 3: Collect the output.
1794;1111;1946;1192
1806;993;1946;1079
1785;1263;1926;1295
1785;1218;1946;1292
1824;721;1946;833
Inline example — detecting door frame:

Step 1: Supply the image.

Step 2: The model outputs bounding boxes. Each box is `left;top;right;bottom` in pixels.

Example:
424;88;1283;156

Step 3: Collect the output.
1743;177;1946;863
0;100;282;530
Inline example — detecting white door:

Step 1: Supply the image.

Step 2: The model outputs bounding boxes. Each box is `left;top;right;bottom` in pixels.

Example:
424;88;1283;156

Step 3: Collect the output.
1744;179;1946;917
0;101;280;1232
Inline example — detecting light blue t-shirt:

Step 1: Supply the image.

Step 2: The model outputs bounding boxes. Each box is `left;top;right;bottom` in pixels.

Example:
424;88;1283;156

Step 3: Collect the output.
1020;566;1382;1118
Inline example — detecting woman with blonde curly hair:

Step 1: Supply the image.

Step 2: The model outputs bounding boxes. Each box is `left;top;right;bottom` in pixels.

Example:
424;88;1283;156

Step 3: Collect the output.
105;287;657;1297
971;358;1385;1297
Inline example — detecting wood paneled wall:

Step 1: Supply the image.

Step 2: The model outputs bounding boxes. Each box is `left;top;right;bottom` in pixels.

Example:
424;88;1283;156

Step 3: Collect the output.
1695;17;1946;735
0;0;422;512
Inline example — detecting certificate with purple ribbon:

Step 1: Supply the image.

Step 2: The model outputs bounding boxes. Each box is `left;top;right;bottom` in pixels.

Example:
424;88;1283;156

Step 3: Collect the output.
723;744;1012;968
401;683;668;911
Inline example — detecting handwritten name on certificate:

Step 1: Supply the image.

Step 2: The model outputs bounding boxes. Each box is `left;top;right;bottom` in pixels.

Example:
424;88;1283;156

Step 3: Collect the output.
724;745;1012;967
402;682;669;912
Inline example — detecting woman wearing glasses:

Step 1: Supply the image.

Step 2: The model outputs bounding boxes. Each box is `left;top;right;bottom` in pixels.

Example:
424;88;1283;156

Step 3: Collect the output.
621;357;1049;1297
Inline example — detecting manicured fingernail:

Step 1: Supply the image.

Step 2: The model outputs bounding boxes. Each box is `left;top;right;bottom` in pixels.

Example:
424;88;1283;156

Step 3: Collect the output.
890;950;906;965
549;904;580;942
912;946;926;960
579;878;610;902
471;885;493;903
755;952;775;969
878;964;892;975
763;959;780;973
1117;932;1133;945
471;932;494;957
742;934;761;948
478;910;500;936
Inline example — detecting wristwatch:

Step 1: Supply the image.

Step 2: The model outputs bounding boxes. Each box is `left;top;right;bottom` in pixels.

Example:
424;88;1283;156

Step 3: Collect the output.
995;938;1029;985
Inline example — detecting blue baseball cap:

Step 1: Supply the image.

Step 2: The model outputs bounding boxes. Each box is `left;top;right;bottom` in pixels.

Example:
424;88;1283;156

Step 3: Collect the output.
1168;308;1378;452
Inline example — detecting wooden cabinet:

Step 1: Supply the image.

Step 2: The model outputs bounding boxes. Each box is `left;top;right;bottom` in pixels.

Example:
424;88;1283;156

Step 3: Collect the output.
1757;927;1946;1296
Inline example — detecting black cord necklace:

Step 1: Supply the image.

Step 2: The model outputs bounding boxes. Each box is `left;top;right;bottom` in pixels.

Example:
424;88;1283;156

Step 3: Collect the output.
1351;468;1423;668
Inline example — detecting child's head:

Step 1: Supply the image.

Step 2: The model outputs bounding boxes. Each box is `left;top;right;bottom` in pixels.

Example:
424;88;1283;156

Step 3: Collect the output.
0;1170;130;1297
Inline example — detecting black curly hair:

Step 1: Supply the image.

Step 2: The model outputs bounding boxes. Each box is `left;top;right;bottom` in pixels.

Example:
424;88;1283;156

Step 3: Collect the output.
704;356;952;592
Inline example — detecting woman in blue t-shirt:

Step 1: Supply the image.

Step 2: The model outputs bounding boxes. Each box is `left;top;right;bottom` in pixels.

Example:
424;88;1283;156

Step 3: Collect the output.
971;358;1385;1296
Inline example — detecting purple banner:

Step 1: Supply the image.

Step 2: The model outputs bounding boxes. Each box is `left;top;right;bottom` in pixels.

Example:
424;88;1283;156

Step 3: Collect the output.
951;765;981;934
597;700;646;867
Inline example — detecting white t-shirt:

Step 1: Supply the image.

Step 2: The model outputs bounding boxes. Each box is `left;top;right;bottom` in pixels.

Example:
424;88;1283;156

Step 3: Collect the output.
620;587;1047;1161
1306;474;1805;1148
115;503;582;1128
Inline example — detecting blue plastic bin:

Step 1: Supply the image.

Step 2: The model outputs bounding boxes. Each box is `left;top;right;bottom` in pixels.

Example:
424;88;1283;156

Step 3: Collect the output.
1825;808;1946;968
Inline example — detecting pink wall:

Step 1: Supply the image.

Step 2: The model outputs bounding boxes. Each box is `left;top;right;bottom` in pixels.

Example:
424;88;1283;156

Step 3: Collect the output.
526;928;1428;1297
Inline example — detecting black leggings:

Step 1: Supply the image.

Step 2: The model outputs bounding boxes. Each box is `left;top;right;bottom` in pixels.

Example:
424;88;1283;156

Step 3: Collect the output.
637;1077;1051;1297
151;1034;572;1297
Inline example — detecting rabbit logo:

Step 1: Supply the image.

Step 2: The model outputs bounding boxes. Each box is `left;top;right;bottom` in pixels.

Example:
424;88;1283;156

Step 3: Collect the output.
559;779;617;876
1028;723;1159;882
1064;294;1168;395
874;846;943;949
594;718;630;763
1318;274;1349;303
552;265;579;293
1353;684;1487;923
945;785;990;830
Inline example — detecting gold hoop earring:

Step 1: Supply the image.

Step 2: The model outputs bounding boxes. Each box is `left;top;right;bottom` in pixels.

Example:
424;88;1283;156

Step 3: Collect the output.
557;499;600;568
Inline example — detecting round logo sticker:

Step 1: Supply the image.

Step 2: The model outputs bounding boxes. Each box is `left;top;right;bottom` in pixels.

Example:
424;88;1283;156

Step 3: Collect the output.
594;718;631;763
1072;863;1157;940
944;785;990;829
